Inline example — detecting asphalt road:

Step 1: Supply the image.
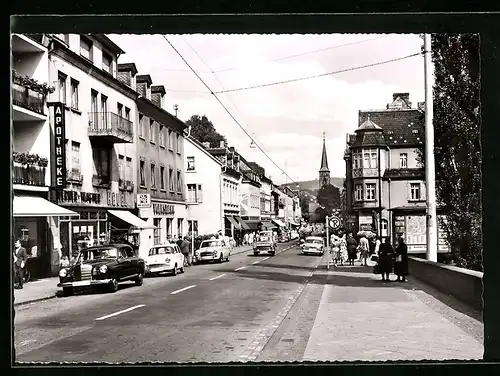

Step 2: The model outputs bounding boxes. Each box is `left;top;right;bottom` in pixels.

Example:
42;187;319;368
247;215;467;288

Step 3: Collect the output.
15;241;325;363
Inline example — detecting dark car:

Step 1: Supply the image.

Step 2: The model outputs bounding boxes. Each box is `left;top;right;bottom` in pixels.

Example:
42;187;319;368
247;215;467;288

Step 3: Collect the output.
57;244;145;295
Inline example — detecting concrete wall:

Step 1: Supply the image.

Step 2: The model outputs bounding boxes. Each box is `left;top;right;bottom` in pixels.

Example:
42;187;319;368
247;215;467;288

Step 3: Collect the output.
382;180;427;209
408;256;483;311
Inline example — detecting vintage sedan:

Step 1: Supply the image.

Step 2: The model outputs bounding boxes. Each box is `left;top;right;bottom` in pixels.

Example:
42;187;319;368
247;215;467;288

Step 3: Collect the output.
57;244;145;295
253;230;277;256
301;236;325;256
145;243;185;277
194;239;231;263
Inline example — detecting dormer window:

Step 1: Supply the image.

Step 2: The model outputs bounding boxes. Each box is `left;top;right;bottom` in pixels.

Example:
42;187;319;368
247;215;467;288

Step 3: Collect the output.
102;51;112;74
80;36;93;62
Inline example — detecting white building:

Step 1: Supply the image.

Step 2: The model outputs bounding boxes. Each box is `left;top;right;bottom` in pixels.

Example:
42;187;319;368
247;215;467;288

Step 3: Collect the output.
184;137;223;236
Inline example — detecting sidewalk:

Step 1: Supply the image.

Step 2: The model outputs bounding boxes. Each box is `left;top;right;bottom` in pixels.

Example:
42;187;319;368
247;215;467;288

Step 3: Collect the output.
302;257;484;361
13;277;60;307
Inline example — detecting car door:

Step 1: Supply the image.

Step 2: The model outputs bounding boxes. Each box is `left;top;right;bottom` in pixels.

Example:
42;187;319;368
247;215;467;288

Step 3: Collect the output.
116;247;130;279
124;245;140;274
175;245;184;266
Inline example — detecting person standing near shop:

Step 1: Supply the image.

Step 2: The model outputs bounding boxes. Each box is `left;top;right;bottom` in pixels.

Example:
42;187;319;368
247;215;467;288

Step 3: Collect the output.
346;232;358;266
180;236;192;266
358;234;370;266
13;239;28;289
394;237;409;282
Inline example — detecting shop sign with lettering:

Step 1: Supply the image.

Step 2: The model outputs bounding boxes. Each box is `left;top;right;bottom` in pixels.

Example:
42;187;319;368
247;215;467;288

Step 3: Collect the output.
57;189;133;208
53;102;66;188
153;203;175;216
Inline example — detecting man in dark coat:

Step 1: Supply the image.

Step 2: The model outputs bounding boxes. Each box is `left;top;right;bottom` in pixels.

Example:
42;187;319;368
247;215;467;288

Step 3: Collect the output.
13;239;28;289
378;238;395;282
394;237;409;282
346;232;358;266
180;237;192;266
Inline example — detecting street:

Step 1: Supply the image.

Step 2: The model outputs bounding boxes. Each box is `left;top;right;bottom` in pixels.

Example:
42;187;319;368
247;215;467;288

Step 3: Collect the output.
14;241;483;363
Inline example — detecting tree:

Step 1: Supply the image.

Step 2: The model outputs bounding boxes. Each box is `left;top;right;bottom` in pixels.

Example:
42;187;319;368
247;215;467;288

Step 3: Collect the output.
316;184;342;216
417;34;481;271
298;191;311;222
185;115;227;147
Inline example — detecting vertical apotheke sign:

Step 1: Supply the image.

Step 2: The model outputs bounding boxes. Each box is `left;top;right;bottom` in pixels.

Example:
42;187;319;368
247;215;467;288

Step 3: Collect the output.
53;102;66;188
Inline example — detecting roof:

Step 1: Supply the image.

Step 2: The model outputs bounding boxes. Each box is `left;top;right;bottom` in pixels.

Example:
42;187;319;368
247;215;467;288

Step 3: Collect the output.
383;168;425;180
151;85;166;95
358;109;425;147
185;136;223;166
355;116;383;132
90;34;126;55
320;136;330;172
136;74;153;86
117;63;138;76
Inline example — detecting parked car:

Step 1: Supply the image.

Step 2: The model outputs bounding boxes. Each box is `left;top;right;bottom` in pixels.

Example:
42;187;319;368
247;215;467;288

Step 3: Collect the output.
145;243;185;277
290;230;299;240
278;231;290;243
194;239;231;263
301;236;325;256
57;244;145;295
253;230;277;256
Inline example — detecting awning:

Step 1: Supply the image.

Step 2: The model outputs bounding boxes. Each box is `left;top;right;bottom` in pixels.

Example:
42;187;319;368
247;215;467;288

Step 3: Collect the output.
288;220;300;226
261;220;277;230
271;218;286;228
108;210;157;229
240;219;260;230
226;215;241;230
14;194;79;217
235;216;250;230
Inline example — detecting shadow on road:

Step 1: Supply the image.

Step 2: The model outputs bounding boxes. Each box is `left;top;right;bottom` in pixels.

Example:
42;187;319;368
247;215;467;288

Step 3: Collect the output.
55;282;138;298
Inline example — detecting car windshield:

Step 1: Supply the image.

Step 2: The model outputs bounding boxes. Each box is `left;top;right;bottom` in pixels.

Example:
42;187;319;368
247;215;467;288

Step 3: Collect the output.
149;246;174;256
306;239;323;245
201;241;223;248
80;247;118;261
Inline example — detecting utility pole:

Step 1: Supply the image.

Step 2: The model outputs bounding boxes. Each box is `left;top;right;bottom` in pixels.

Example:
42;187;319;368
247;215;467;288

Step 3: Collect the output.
173;104;179;117
424;33;438;262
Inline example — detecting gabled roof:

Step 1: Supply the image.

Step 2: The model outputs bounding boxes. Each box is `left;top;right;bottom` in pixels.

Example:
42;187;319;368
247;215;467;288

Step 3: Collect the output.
319;135;329;172
355;116;383;133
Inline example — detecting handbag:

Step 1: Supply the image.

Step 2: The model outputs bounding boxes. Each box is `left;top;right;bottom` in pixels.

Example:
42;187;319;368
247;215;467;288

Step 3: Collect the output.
370;254;378;263
373;264;381;275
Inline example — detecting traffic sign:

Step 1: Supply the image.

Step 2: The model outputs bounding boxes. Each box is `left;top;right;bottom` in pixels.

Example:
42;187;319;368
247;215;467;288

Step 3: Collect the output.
329;216;341;229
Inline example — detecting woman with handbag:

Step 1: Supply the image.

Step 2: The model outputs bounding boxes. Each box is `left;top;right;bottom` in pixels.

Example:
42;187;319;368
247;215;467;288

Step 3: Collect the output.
394;237;409;282
378;238;395;282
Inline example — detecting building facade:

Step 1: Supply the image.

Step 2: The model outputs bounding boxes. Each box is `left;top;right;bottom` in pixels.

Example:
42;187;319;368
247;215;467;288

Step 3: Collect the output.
344;92;448;254
237;155;261;231
184;137;223;236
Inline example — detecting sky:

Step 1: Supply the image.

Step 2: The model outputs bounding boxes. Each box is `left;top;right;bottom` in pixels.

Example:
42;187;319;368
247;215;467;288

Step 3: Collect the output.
109;34;425;185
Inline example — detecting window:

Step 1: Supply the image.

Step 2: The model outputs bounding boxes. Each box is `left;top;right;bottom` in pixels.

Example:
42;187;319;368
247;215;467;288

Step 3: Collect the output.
150;163;156;188
176;134;181;153
160;166;165;190
365;183;376;201
176;170;182;193
102;51;112;74
140;160;146;186
197;184;203;203
70;79;79;109
150;120;155;143
168;168;174;191
125;157;132;182
118;155;125;182
58;72;66;104
71;141;80;173
159;125;165;147
352;150;362;169
177;219;183;237
168;130;173;150
400;153;408;168
363;149;377;169
80;36;93;61
166;218;173;240
125;107;130;120
187;184;196;203
187;156;195;171
91;90;98;112
101;95;108;127
153;218;161;245
117;103;123;118
139;114;144;138
410;183;421;200
92;147;110;182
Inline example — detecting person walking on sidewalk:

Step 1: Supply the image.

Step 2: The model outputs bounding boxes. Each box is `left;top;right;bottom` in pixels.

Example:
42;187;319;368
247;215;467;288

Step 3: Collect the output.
358;235;370;266
180;237;192;266
378;238;395;282
329;232;341;268
394;236;409;282
346;232;357;266
13;239;28;289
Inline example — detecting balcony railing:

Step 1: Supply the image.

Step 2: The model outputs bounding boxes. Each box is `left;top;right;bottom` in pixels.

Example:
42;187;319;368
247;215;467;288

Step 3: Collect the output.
13;164;46;186
12;82;45;116
88;112;134;144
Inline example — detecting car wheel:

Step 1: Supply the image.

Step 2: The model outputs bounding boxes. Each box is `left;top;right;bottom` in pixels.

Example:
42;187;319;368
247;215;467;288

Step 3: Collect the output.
270;251;275;256
134;272;144;286
254;251;259;256
219;254;224;263
109;278;118;293
172;264;178;276
180;265;185;273
63;287;73;296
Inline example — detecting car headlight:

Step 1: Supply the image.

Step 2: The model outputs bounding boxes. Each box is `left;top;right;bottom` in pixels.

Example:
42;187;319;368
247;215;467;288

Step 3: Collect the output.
99;265;108;274
59;268;67;277
195;250;200;255
165;258;171;263
212;250;218;256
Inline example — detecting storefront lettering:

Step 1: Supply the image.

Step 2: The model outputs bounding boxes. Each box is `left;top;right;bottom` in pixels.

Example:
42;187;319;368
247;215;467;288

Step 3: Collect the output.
58;190;101;204
153;203;175;216
53;103;66;188
107;192;129;207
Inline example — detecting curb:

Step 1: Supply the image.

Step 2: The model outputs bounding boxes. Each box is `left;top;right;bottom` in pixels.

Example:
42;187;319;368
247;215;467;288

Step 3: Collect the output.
14;293;58;307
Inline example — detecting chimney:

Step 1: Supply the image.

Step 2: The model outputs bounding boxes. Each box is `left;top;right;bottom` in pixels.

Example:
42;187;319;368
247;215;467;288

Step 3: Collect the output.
117;63;138;90
392;92;411;108
151;85;166;108
202;142;210;148
136;74;153;100
417;101;425;111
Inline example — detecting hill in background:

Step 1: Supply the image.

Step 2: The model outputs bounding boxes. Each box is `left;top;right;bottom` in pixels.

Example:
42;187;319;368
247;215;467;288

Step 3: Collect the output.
283;177;344;195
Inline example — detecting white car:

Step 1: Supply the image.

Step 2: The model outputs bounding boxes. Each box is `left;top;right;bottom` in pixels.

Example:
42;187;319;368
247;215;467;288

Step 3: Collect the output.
301;236;325;255
195;239;231;263
145;243;185;276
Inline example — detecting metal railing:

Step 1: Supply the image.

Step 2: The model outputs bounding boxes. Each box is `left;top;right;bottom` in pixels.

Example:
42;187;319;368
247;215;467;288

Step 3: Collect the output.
12;83;45;115
88;112;133;140
13;164;46;186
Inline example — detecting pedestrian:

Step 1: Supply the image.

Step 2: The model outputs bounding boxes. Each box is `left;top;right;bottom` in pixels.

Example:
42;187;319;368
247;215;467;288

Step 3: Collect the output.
329;232;341;268
374;236;381;255
180;236;191;266
378;238;395;282
339;233;348;266
346;232;357;266
13;239;28;289
394;236;409;282
358;234;370;266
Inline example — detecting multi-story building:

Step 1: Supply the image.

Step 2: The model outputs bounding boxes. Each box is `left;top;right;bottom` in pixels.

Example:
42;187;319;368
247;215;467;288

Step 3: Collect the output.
46;34;153;265
114;66;189;256
12;33;79;278
184;138;223;236
238;155;262;231
344;92;448;254
282;186;300;229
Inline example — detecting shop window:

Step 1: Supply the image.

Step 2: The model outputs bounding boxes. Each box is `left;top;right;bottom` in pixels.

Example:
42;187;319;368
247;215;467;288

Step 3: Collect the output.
177;218;183;237
14;219;39;258
153;218;161;245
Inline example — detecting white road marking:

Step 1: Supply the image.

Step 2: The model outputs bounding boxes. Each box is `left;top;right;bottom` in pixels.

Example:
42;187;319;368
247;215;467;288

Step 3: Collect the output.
252;260;261;265
262;257;270;261
209;274;226;281
171;285;196;295
235;266;246;271
19;339;36;346
95;304;145;321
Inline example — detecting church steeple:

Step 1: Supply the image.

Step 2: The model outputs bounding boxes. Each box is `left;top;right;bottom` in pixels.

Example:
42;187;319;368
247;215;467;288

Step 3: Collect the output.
319;132;330;188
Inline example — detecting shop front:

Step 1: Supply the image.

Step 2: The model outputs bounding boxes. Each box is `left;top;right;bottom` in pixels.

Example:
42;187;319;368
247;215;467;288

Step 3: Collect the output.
14;191;79;278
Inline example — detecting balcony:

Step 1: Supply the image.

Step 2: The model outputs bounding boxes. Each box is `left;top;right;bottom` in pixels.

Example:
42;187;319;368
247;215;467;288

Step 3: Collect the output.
12;70;52;121
88;112;134;144
67;169;83;185
13;160;47;188
352;168;379;178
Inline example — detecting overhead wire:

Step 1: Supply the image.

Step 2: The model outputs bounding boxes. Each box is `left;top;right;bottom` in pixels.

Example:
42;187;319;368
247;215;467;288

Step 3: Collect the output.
162;35;298;185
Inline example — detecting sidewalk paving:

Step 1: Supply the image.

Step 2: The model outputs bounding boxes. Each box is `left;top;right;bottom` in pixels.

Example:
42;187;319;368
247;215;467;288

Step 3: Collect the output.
302;257;484;361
